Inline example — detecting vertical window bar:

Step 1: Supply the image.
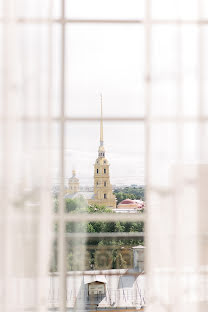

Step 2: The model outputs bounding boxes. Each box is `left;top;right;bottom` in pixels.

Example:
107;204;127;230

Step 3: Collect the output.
198;2;206;307
198;0;204;163
1;1;17;311
37;2;54;311
58;0;67;311
144;0;152;310
145;0;151;257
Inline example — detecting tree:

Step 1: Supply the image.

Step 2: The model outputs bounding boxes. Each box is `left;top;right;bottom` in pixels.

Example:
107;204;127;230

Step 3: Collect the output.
88;204;113;214
65;198;77;212
114;186;145;203
115;222;125;232
52;197;144;271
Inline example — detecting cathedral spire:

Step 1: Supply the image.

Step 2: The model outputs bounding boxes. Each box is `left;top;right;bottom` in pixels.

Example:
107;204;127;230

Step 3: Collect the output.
100;93;104;147
98;94;105;158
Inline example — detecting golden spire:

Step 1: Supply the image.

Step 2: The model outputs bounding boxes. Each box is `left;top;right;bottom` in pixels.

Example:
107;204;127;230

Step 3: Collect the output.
100;93;104;146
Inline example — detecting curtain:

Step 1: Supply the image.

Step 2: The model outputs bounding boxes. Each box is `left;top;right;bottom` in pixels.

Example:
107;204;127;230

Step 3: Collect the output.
0;1;53;311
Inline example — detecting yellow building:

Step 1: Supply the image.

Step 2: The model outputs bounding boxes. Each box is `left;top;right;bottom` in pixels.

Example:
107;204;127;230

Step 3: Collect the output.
68;170;80;194
66;95;116;209
88;95;116;208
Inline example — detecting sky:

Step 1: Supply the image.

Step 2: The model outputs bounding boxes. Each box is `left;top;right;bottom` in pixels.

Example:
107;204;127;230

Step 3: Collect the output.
1;0;208;188
62;23;145;186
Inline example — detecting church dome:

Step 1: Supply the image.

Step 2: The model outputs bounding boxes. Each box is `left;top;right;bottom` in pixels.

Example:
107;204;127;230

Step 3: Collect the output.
69;176;79;183
69;170;79;183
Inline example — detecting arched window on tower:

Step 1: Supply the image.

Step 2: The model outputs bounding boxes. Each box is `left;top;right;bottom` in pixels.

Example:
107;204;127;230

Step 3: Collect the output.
104;169;106;174
104;194;107;199
104;181;106;187
97;169;99;174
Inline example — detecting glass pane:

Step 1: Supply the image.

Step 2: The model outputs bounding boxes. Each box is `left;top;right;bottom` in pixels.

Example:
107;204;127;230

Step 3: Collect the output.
149;123;178;187
64;121;144;187
15;0;61;18
14;24;61;118
65;24;144;118
152;25;199;118
66;227;144;271
202;0;208;19
66;0;144;20
152;0;198;20
63;221;145;309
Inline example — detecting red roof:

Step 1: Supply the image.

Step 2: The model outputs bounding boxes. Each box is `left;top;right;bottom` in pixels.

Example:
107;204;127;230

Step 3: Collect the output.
120;199;135;204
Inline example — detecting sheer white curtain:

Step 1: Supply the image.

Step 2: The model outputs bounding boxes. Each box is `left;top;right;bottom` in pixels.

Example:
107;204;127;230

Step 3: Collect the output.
1;0;208;312
0;1;53;311
146;1;208;312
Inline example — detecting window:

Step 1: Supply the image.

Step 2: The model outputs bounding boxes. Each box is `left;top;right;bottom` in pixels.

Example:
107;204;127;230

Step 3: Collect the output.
104;194;107;199
1;1;208;311
88;282;105;296
104;182;106;187
97;169;99;174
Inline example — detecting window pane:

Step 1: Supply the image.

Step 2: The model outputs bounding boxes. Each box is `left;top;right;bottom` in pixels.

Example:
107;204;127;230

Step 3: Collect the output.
15;0;61;18
64;122;144;186
152;25;199;118
7;24;61;118
66;0;144;20
202;0;208;19
152;0;198;20
149;123;178;187
65;24;144;118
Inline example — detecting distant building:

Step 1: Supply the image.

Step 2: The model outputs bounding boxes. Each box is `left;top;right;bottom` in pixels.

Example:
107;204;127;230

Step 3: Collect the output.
65;170;94;202
132;246;145;272
68;170;80;194
88;95;116;208
49;269;145;310
115;199;144;213
65;95;116;209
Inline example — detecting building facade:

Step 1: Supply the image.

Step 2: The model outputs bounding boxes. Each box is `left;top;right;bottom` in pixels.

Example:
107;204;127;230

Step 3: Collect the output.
88;95;116;208
116;199;144;213
66;95;116;209
68;170;80;194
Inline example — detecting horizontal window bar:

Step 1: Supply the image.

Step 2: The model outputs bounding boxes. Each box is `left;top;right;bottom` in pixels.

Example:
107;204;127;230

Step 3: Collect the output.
0;18;208;25
3;214;144;222
50;271;144;276
0;116;146;122
2;116;208;123
54;213;145;222
65;232;145;238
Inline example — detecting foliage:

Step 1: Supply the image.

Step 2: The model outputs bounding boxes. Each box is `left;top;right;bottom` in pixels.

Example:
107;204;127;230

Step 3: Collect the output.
65;197;87;213
88;204;113;214
51;197;144;272
113;186;145;204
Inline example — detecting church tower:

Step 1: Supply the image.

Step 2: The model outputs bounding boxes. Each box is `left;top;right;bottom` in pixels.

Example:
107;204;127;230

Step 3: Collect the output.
89;95;116;208
68;170;80;194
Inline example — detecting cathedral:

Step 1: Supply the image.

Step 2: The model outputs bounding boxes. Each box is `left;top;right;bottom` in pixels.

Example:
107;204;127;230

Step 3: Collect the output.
66;96;117;209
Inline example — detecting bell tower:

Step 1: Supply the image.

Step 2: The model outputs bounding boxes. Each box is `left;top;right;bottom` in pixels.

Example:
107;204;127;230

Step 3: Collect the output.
89;94;116;208
68;170;80;194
